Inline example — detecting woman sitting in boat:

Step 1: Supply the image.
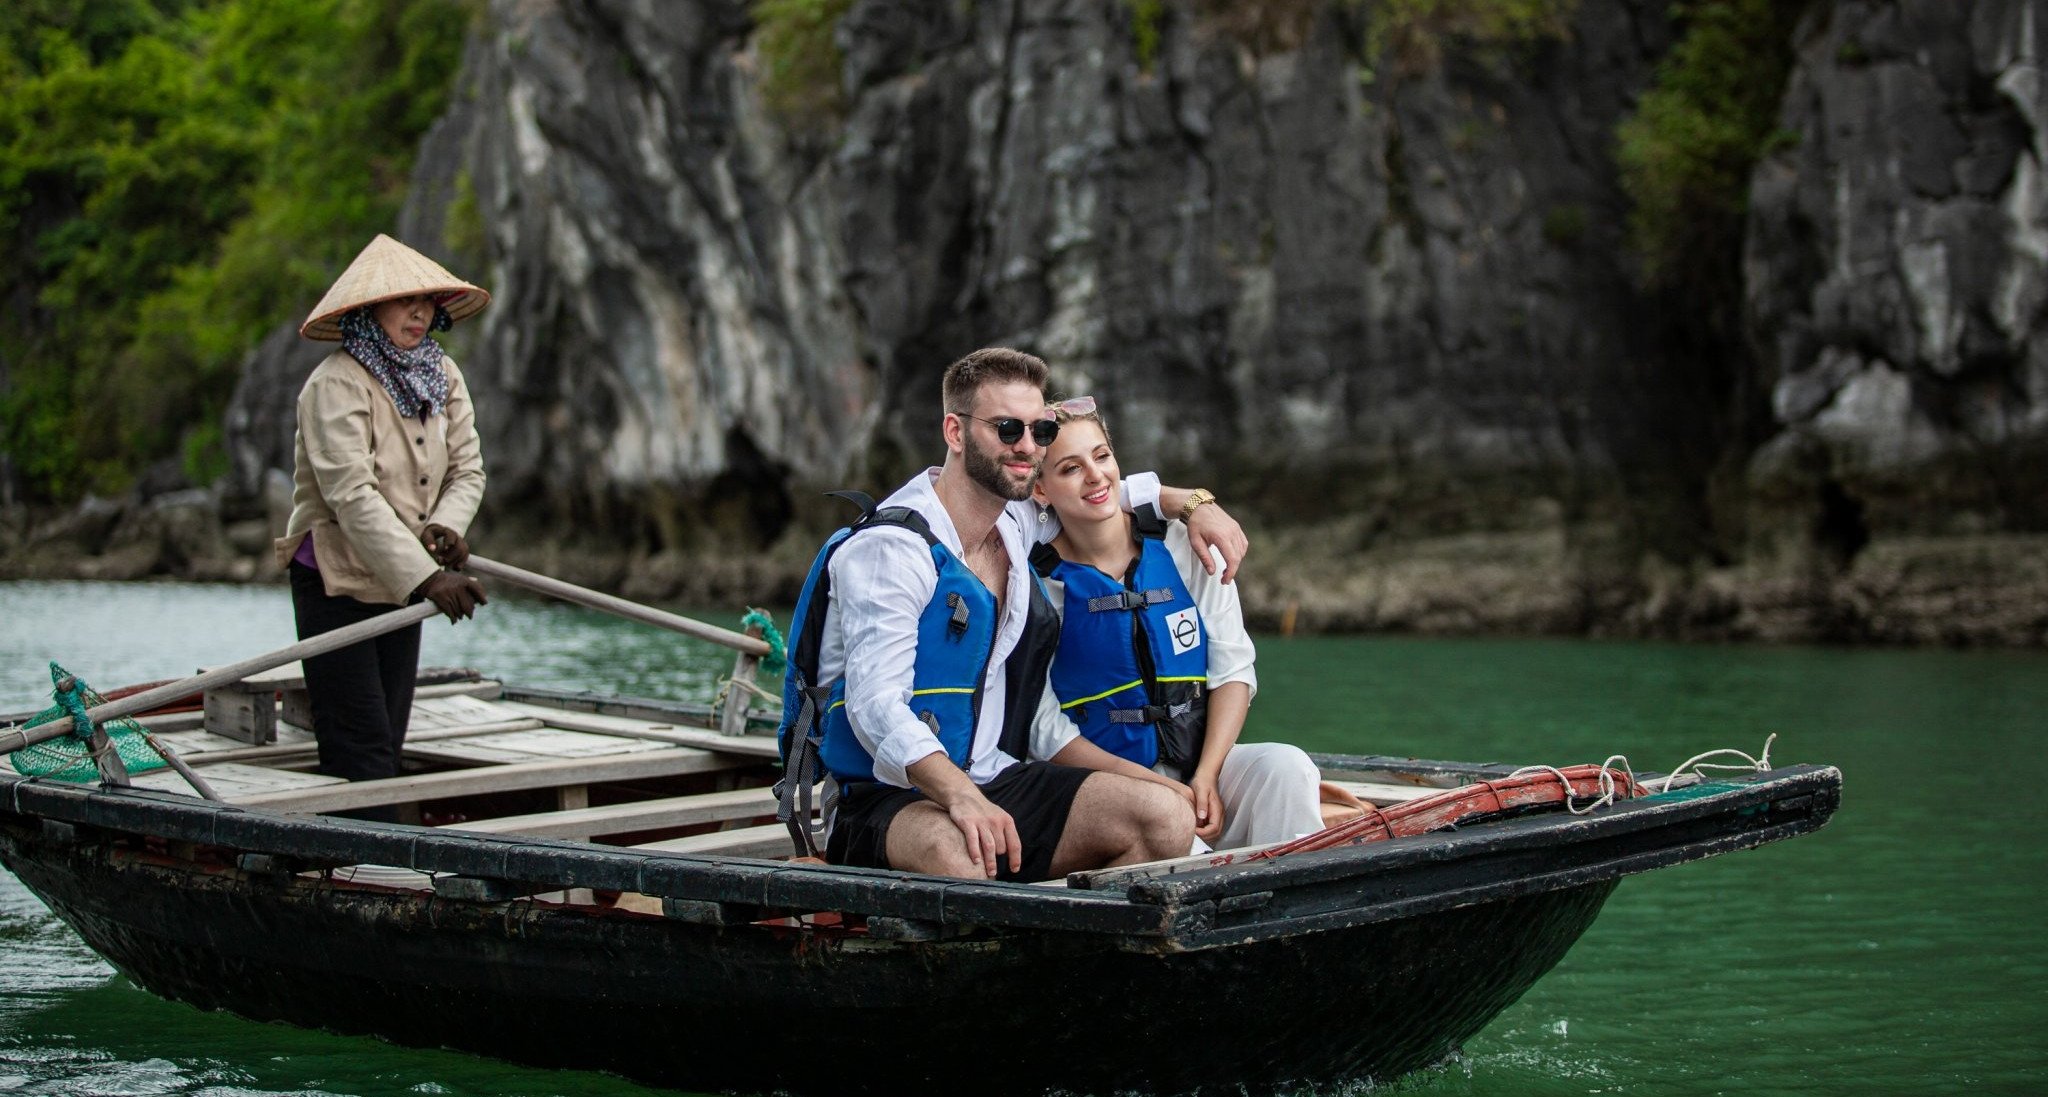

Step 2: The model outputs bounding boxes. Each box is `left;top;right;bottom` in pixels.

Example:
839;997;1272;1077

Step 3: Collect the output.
274;235;491;815
1030;399;1324;848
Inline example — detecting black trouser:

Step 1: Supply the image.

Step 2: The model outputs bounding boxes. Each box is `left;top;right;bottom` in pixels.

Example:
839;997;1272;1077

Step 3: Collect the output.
290;562;420;821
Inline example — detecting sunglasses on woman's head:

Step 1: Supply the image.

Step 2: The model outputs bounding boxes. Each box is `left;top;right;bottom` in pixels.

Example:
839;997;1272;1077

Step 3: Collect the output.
962;412;1060;446
1049;395;1096;419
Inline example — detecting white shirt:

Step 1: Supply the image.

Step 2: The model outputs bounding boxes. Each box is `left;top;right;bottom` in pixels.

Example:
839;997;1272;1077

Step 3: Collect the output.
1039;520;1259;699
816;468;1162;788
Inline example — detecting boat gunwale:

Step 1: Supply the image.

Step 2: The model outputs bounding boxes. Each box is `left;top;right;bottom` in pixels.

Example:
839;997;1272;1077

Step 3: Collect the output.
0;754;1840;942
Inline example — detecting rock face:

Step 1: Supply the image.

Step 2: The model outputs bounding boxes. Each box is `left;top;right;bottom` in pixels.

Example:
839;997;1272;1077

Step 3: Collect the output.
1740;0;2048;642
379;0;1701;593
22;0;2043;646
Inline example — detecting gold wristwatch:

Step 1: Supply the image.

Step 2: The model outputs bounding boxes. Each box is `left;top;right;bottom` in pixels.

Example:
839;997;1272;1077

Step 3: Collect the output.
1179;488;1216;520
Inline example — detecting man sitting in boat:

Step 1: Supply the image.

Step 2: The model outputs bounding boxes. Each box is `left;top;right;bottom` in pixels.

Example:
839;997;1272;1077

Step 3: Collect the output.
780;347;1248;883
1030;400;1325;848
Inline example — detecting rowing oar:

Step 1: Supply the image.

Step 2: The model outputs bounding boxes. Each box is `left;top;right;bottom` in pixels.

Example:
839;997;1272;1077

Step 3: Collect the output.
464;556;771;657
0;601;444;793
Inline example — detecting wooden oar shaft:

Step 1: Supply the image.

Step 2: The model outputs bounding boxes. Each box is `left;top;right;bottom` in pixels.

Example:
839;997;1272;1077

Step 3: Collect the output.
0;600;441;756
466;556;771;657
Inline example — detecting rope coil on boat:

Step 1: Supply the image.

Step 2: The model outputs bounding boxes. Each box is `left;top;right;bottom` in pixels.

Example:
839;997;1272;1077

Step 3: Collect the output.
1252;736;1783;861
1251;763;1646;859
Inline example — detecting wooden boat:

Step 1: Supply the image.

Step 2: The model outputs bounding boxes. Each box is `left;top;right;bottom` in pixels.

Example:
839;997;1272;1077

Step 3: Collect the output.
0;565;1842;1096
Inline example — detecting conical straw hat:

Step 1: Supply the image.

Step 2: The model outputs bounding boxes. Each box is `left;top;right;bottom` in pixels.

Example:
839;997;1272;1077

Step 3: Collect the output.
299;234;490;341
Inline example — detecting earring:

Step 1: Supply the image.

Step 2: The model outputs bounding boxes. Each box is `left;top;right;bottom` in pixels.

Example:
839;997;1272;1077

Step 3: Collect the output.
1038;505;1051;525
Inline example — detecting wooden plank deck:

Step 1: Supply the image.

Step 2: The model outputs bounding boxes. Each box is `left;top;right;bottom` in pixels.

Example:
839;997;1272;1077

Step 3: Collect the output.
235;747;742;813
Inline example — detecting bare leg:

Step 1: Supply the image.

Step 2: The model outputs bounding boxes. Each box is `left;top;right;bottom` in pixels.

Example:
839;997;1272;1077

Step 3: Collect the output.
1046;773;1194;878
883;801;990;878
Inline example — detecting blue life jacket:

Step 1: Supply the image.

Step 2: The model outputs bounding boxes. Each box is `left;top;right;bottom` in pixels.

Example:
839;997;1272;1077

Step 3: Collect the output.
1032;505;1209;779
775;491;1060;855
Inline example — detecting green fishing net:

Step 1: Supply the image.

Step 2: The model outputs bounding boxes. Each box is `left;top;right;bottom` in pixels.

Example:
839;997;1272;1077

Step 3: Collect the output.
9;662;168;782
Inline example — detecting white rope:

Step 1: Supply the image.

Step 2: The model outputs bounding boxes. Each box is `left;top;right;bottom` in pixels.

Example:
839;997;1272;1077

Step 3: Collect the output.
1641;732;1777;794
1507;755;1637;815
710;673;779;727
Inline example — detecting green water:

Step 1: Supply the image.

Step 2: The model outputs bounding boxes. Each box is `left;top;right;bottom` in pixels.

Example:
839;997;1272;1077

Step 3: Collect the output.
1;579;2043;1095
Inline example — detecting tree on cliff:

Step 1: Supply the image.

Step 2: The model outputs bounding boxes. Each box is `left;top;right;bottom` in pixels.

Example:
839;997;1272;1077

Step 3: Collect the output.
0;0;472;504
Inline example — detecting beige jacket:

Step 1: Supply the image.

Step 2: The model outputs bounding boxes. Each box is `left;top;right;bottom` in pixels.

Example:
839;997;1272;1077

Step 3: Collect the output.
274;349;486;605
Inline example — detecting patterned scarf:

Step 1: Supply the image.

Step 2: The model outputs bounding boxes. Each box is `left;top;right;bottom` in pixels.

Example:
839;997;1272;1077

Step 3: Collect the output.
338;304;454;419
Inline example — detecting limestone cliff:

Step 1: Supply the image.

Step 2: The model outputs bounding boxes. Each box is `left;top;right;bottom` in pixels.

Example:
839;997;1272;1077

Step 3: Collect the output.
402;0;1699;616
1740;0;2048;641
18;0;2044;646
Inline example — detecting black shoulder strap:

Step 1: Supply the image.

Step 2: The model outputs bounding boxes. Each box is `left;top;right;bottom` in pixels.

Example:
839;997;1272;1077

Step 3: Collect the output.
999;575;1060;762
1131;502;1169;540
866;505;939;548
1029;541;1063;578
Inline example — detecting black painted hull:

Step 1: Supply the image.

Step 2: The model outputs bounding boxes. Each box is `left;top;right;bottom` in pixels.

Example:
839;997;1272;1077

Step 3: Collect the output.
0;756;1840;1095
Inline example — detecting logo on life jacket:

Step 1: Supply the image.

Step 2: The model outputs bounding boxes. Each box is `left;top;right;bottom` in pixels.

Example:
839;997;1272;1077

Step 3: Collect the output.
1166;607;1201;655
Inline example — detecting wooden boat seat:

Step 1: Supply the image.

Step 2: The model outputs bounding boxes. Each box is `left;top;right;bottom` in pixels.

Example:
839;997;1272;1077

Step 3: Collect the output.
443;786;782;841
631;823;795;860
492;702;781;759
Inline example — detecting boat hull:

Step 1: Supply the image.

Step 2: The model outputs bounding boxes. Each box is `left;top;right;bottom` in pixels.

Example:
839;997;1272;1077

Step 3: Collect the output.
3;825;1613;1095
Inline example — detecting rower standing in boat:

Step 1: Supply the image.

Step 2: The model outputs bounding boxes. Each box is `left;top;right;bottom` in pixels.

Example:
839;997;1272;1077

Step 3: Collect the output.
1030;400;1323;847
782;347;1251;882
275;235;489;817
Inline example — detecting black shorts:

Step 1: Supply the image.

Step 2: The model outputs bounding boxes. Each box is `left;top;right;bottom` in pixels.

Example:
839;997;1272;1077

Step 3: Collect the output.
826;762;1092;883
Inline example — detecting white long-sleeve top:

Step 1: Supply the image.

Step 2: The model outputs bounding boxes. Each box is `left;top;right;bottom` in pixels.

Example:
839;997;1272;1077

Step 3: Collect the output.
816;468;1162;788
1039;520;1259;700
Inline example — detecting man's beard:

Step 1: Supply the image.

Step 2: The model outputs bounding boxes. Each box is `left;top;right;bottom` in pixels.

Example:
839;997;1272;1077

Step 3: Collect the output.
964;434;1036;501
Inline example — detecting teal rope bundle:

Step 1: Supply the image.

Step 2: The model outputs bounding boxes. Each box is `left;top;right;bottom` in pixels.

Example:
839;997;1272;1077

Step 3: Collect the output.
741;608;787;678
11;662;166;782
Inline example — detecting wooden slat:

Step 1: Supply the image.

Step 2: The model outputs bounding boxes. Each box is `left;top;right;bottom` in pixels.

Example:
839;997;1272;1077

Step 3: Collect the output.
409;694;532;729
404;727;673;766
494;701;781;759
631;822;793;859
232;747;742;813
443;785;783;839
151;723;316;759
1328;780;1441;804
157;720;540;768
130;763;346;799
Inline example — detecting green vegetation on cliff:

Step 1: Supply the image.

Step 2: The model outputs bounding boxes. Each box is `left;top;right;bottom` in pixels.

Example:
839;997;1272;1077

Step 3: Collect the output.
1616;0;1808;295
1366;0;1579;74
752;0;850;123
0;0;473;503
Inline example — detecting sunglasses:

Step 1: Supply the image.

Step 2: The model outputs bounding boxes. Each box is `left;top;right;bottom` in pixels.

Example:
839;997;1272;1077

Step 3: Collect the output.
962;413;1060;447
1049;395;1096;419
